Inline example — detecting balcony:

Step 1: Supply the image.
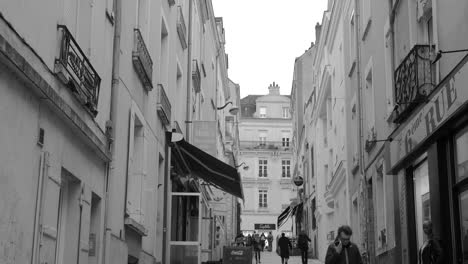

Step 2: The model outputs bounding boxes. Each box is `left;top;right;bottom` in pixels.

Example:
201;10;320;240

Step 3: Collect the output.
167;0;175;7
132;28;153;91
393;45;435;123
177;6;187;49
55;25;101;117
156;84;171;125
192;60;201;93
365;127;377;153
239;141;292;151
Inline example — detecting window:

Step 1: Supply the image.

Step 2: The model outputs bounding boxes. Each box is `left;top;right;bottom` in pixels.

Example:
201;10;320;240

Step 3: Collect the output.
258;159;268;177
361;0;371;33
137;0;149;40
57;171;81;263
282;137;290;147
312;198;317;230
364;64;375;135
259;107;267;118
349;11;356;65
282;160;291;178
375;165;387;248
259;190;268;208
259;130;267;146
311;146;315;178
455;128;468;182
282;107;290;118
160;19;169;86
126;105;147;226
89;193;101;260
412;160;430;252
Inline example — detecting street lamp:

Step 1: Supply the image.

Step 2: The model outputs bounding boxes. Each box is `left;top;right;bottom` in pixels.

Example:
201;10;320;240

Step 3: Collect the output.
235;162;249;170
217;101;239;115
168;129;184;142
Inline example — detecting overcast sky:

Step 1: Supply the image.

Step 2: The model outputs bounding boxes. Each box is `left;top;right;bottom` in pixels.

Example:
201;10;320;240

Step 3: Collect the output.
212;0;328;98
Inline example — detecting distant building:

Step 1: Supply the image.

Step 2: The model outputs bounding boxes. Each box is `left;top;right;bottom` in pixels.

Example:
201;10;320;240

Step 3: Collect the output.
239;82;296;251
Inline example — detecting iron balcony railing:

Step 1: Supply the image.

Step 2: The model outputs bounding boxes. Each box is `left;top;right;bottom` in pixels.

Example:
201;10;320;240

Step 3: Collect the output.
240;141;292;151
177;6;187;49
393;45;435;123
156;84;171;125
192;60;201;93
55;25;101;116
132;28;153;91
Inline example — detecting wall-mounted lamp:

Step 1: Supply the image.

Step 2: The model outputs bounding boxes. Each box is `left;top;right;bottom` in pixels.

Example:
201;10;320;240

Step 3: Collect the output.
217;101;239;115
432;49;468;64
235;162;249;171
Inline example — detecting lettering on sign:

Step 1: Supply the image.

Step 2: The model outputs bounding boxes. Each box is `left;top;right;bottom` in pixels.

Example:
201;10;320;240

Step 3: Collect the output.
230;250;244;256
390;59;468;171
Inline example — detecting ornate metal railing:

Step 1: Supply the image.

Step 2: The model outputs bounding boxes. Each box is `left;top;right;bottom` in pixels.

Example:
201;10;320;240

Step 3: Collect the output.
55;25;101;116
192;59;201;93
177;6;187;49
393;45;435;123
157;84;171;125
239;141;292;151
132;28;153;91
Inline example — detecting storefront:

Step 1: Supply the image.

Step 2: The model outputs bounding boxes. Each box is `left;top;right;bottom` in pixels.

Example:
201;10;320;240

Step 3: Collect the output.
386;54;468;263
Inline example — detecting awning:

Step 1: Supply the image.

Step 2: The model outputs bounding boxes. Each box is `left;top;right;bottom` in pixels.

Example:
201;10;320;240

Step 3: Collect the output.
277;206;291;228
171;139;244;199
277;202;303;228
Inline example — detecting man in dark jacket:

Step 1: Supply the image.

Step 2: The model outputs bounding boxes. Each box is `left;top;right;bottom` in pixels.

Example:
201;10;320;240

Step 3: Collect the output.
298;230;312;264
325;225;363;264
278;233;293;264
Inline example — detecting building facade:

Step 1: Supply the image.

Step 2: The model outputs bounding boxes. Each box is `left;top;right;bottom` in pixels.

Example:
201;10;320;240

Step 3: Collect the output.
292;0;468;264
239;83;296;251
0;0;242;264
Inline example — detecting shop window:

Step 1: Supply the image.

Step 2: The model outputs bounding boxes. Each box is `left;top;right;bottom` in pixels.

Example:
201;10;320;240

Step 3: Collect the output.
413;160;430;251
458;190;468;263
455;128;468;182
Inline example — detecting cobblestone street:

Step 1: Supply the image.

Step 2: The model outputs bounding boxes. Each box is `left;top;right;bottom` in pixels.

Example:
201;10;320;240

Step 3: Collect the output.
253;251;323;264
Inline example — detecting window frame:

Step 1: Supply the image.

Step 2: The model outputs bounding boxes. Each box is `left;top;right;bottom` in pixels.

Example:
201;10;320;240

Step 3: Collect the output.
258;159;268;177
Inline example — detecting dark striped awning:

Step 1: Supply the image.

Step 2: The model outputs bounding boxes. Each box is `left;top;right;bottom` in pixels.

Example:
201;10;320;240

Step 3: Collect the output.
171;139;244;199
277;206;292;228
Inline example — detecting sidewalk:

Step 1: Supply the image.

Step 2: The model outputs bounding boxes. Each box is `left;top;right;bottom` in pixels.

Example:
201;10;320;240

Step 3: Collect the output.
254;251;324;264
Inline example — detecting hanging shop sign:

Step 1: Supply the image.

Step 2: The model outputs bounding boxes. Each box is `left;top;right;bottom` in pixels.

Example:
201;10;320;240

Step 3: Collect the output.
388;56;468;173
293;176;304;186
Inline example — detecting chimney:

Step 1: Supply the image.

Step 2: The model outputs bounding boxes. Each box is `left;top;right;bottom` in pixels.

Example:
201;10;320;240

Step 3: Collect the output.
315;22;322;44
268;82;280;95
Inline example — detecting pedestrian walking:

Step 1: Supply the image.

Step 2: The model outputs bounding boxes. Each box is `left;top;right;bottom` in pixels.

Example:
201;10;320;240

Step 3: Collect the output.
298;230;312;264
278;233;293;264
247;234;252;247
325;225;363;264
260;233;266;251
252;231;262;263
235;232;245;246
267;231;274;251
419;220;444;264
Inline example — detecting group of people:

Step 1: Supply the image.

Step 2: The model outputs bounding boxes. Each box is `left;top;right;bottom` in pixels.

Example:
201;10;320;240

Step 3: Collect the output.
235;231;274;263
235;221;444;264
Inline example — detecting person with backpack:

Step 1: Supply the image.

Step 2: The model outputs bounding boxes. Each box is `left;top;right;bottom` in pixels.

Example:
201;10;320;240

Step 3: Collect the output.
298;230;312;264
260;233;266;251
252;231;262;263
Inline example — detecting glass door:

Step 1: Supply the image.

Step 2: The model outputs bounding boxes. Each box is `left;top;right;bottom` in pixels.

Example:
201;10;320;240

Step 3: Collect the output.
169;192;201;264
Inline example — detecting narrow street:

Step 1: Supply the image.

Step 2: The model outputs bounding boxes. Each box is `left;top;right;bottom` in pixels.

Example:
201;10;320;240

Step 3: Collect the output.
254;251;323;264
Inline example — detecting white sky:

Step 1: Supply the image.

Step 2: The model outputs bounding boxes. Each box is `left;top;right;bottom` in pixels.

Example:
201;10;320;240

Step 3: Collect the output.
212;0;329;98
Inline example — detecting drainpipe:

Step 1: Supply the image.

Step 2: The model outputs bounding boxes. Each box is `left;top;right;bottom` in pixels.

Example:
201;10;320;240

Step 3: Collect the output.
185;0;193;142
103;0;122;262
353;0;368;261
